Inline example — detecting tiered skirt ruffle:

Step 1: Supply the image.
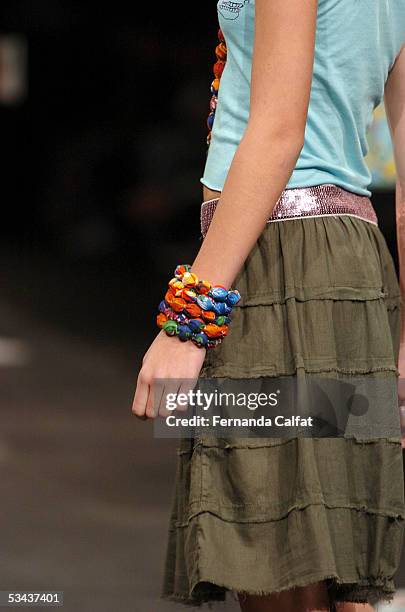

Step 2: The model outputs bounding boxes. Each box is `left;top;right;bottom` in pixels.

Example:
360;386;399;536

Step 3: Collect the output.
161;214;405;607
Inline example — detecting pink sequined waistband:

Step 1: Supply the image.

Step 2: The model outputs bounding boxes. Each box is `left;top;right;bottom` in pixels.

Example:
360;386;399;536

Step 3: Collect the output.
200;184;378;238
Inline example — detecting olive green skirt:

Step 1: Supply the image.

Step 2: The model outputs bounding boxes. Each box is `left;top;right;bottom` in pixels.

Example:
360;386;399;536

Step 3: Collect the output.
161;214;405;607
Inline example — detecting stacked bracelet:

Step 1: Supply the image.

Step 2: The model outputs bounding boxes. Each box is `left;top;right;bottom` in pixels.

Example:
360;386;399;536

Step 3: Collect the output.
156;264;241;349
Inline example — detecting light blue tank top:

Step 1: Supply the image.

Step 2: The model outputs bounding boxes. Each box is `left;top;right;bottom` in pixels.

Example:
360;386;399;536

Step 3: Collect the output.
201;0;405;196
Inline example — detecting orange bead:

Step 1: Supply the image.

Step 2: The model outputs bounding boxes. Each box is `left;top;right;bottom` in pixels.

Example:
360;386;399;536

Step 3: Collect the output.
212;77;220;92
156;313;168;328
165;291;175;305
175;265;190;278
215;42;227;61
213;60;225;79
185;303;202;318
168;278;184;294
204;324;223;338
171;297;187;313
182;271;199;287
201;310;216;322
182;288;197;302
205;324;229;338
196;280;212;295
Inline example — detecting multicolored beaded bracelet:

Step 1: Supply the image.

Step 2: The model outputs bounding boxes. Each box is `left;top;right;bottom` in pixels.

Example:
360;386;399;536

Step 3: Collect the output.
206;28;227;148
156;264;241;348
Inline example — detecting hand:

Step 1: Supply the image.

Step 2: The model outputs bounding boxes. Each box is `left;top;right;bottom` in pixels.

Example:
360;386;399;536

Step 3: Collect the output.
398;340;405;448
132;330;207;419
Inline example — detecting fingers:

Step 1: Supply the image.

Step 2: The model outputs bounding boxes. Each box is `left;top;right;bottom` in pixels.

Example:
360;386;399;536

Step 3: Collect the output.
157;379;185;418
175;378;199;414
133;375;198;420
133;379;203;421
132;370;150;420
156;378;199;418
146;378;167;419
132;372;179;420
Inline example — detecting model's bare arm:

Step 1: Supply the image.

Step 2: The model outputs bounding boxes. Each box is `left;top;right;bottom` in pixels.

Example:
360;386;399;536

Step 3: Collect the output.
191;0;317;288
384;43;405;413
132;0;318;418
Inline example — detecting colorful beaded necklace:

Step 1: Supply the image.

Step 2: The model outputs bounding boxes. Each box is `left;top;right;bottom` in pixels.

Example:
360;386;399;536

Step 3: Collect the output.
206;28;227;147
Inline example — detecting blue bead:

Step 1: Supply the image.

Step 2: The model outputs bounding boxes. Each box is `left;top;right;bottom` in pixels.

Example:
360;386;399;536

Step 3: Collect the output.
212;301;228;315
178;325;192;341
196;295;215;311
226;290;241;306
193;332;209;346
188;319;204;333
158;300;167;313
176;313;188;325
209;287;228;302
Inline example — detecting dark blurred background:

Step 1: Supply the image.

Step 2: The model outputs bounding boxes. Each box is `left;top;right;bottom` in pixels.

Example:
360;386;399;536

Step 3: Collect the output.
0;3;403;611
0;1;213;340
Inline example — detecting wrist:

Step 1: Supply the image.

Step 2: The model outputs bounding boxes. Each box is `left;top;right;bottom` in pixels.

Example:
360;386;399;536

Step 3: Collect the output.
190;263;233;291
